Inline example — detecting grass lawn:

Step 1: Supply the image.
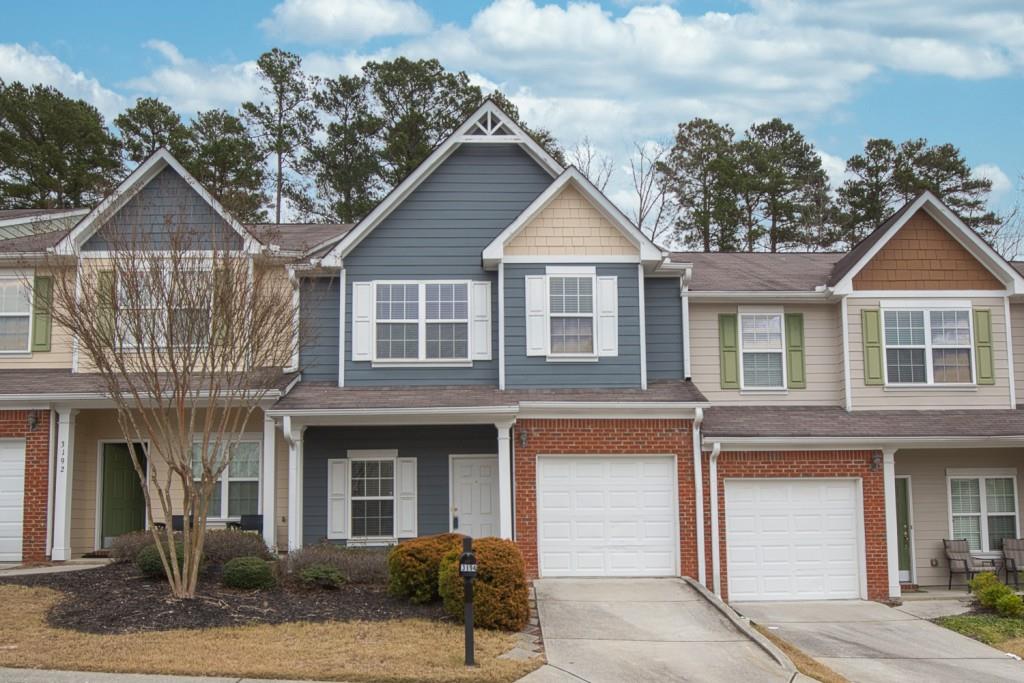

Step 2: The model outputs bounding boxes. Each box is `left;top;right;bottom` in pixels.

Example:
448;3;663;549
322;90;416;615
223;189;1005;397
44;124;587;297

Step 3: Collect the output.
935;613;1024;659
753;624;849;683
0;585;541;683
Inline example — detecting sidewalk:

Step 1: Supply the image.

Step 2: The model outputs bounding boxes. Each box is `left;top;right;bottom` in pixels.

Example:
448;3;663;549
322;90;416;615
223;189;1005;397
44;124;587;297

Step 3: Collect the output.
0;669;338;683
0;560;109;578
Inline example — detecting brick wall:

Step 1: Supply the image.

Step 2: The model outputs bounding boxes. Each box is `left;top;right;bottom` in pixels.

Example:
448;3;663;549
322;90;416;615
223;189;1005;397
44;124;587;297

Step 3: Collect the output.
512;418;695;578
701;450;889;602
0;410;51;562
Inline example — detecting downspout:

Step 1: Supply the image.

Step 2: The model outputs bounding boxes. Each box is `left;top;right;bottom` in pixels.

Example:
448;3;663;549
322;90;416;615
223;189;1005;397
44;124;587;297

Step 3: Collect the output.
840;294;852;411
692;408;706;585
286;268;300;374
680;266;692;379
709;441;722;596
45;408;57;558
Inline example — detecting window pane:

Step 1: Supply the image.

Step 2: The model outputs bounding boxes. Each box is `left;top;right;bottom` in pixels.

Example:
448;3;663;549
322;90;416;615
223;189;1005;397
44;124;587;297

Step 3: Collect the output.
425;283;469;321
741;314;783;350
376;323;418;359
884;310;925;346
351;499;394;538
426;322;468;359
376;283;418;320
930;310;971;346
986;478;1016;514
951;479;981;514
0;317;29;351
0;280;30;314
549;276;592;316
953;515;982;551
886;348;926;383
550;317;594;354
229;443;260;478
743;352;783;387
932;348;972;383
228;481;259;516
988;515;1017;551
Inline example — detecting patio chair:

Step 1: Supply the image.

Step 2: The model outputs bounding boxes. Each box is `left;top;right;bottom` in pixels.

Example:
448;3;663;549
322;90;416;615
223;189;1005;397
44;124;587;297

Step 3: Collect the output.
170;515;194;532
944;539;986;591
239;514;263;534
1003;539;1024;589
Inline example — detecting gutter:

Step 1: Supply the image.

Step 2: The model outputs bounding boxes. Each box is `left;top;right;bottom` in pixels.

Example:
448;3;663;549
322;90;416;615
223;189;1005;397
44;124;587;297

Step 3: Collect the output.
265;405;520;418
705;434;1024;450
709;441;722;596
692;408;706;586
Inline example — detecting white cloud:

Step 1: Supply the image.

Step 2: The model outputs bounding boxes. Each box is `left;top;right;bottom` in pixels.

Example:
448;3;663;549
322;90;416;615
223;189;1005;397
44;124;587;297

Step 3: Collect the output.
0;43;126;119
817;149;852;190
974;163;1014;198
260;0;431;44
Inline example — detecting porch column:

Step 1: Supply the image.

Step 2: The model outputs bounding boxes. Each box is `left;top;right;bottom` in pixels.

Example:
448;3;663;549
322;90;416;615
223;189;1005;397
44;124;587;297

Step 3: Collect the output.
284;417;305;552
50;408;77;561
882;448;901;600
496;420;514;539
262;416;277;551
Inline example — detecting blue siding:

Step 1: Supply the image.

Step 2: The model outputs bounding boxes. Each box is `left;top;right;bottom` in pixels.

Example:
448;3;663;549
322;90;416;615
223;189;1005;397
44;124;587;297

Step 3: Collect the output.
84;167;243;251
504;264;643;388
299;277;340;382
301;425;498;546
645;277;684;380
343;144;552;386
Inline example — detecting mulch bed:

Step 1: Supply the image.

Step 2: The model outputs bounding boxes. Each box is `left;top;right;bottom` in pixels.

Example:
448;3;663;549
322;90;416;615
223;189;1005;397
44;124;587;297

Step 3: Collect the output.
0;562;447;634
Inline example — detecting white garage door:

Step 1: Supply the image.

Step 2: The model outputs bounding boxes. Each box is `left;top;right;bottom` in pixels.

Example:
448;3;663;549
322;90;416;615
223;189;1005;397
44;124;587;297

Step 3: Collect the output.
725;479;862;601
0;440;26;562
537;456;677;577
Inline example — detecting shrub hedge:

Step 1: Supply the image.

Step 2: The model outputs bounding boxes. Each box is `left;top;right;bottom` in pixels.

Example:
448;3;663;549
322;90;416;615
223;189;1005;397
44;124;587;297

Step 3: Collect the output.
970;571;1024;617
135;541;191;579
202;529;274;564
438;537;529;631
300;563;347;589
387;533;464;604
222;557;277;590
286;544;389;585
110;531;155;564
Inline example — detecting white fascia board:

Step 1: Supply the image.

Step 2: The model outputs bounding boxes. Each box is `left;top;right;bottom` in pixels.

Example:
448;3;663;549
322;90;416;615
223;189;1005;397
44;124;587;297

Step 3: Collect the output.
322;100;564;266
686;290;832;303
706;434;1024;451
55;149;261;255
517;401;708;419
832;191;1024;295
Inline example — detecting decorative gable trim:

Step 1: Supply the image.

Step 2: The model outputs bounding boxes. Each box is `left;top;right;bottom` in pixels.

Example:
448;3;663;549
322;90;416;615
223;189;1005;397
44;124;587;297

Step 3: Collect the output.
482;168;664;269
54;148;261;255
321;99;564;266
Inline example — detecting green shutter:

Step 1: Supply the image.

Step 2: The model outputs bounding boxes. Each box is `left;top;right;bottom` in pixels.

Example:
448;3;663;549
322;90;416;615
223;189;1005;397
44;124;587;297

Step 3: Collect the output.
211;267;229;346
862;308;884;385
719;313;739;389
30;275;53;352
98;270;116;342
785;312;806;389
974;309;995;385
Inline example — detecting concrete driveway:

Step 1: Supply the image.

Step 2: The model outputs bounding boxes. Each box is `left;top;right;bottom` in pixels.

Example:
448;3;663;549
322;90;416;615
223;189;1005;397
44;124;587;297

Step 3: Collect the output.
524;578;792;682
733;600;1024;682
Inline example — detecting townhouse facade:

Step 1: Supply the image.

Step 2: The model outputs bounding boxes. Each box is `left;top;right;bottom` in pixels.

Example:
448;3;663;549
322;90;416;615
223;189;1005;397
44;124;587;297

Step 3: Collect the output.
1;100;1022;606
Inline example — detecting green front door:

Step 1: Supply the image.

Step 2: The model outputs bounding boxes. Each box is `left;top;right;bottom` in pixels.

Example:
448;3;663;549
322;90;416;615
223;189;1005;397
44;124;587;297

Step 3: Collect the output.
896;477;912;582
101;443;147;547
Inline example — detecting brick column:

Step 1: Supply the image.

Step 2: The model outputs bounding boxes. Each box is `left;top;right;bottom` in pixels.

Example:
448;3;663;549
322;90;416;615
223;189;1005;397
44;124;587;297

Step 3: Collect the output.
0;410;51;562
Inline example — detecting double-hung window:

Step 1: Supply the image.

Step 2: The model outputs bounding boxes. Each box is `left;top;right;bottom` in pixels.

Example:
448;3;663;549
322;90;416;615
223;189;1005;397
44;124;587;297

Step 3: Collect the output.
949;471;1018;552
883;303;973;385
0;276;31;353
118;263;212;348
373;281;470;362
191;440;261;519
548;275;594;355
739;308;785;389
350;458;395;539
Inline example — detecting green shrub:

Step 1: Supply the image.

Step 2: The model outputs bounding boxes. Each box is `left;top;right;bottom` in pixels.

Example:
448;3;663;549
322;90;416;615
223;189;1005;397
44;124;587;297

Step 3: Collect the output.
300;563;346;589
286;544;389;585
970;571;1001;595
972;572;1014;610
135;541;191;579
110;531;154;564
222;557;277;590
996;592;1024;618
387;533;464;604
438;537;529;631
202;529;274;565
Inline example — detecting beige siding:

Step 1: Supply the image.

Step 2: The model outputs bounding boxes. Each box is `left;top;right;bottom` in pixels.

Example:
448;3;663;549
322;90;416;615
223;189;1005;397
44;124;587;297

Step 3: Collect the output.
847;297;1012;409
0;267;73;370
895;449;1024;587
505;185;638;257
689;302;843;405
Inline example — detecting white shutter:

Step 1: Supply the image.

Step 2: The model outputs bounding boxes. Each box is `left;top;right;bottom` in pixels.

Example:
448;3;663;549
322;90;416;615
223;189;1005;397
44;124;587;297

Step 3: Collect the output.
596;275;618;357
396;457;418;538
351;281;372;361
326;459;349;540
470;281;491;360
525;275;548;356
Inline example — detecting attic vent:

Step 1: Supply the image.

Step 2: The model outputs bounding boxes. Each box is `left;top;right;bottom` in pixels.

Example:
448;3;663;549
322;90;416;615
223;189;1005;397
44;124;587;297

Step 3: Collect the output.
470;111;514;137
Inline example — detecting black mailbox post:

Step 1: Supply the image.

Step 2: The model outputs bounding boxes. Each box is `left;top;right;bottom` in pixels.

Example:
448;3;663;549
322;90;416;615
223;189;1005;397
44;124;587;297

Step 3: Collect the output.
459;536;478;666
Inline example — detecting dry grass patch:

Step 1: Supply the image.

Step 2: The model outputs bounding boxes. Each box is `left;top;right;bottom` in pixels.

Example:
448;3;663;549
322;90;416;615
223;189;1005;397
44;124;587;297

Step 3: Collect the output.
754;624;849;683
0;586;540;683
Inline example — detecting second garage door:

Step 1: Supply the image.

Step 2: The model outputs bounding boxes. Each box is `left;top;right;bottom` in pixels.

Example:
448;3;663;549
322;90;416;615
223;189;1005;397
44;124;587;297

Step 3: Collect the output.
537;456;677;577
725;479;863;601
0;440;26;562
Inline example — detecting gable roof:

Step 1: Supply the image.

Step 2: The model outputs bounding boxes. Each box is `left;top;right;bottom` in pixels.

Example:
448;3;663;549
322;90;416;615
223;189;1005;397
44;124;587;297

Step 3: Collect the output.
482;167;664;267
54;148;261;255
321;99;564;265
673;252;842;292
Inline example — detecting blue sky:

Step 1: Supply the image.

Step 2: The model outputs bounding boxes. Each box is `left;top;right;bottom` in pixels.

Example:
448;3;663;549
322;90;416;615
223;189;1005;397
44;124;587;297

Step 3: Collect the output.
2;0;1022;215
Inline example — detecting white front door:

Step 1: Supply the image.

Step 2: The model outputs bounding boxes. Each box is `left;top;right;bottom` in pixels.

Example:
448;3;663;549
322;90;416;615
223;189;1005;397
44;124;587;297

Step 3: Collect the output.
451;456;499;538
0;439;26;562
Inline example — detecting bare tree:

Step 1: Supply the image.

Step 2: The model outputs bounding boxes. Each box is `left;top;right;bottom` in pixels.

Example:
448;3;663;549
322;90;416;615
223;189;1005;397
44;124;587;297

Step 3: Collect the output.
36;196;296;599
567;135;614;191
629;140;678;246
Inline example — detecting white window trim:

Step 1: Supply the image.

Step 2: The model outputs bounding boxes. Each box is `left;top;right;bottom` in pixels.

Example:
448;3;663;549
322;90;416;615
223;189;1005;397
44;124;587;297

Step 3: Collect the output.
370;280;473;366
0;273;33;355
737;306;787;391
545;266;598;360
347;449;398;545
880;300;975;387
946;468;1019;554
192;436;262;521
116;260;216;350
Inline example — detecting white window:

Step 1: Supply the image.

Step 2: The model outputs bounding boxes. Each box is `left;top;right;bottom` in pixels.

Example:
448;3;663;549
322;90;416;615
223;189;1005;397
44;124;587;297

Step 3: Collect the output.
118;264;212;348
350;458;395;539
949;472;1018;552
549;275;594;355
524;267;618;359
191;440;261;519
739;308;785;389
0;276;31;353
882;304;973;385
326;451;417;543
